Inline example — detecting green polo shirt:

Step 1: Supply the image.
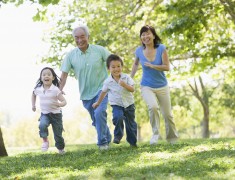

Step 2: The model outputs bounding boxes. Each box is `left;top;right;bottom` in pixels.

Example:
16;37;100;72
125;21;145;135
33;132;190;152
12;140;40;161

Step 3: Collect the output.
61;44;110;100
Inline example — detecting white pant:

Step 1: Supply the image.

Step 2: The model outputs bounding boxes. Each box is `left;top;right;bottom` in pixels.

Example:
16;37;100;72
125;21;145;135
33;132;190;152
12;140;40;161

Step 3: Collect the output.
141;85;178;141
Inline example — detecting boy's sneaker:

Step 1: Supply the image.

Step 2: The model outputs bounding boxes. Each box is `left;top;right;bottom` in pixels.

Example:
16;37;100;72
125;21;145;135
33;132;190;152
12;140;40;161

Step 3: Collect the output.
41;141;49;152
99;144;109;150
113;138;120;144
150;135;159;145
130;144;138;148
58;149;65;154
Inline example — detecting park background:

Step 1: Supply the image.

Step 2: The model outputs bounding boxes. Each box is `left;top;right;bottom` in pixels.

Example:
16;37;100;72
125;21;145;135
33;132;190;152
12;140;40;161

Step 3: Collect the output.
0;0;234;148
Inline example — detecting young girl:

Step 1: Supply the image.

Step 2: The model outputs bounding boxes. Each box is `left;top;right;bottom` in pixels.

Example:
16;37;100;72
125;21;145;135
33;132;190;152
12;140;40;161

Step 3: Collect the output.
93;54;137;148
31;67;67;154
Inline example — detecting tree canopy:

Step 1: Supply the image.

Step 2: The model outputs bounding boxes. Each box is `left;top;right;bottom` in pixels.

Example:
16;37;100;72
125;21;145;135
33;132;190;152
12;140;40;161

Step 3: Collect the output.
1;0;234;138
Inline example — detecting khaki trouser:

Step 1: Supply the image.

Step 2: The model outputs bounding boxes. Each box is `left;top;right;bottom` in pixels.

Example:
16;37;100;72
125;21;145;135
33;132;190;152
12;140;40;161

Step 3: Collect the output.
141;85;178;141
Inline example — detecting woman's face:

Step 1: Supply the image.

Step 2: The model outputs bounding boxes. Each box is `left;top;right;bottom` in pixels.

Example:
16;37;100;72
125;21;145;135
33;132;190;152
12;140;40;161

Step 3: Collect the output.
140;29;155;46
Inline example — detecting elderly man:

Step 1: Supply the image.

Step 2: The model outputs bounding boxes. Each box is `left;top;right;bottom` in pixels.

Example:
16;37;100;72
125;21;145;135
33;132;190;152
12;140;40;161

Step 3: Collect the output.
60;25;112;150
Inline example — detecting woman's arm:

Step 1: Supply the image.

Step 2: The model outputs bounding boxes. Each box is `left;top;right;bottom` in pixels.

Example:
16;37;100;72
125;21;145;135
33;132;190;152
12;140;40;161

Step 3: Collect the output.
130;57;140;78
144;49;170;71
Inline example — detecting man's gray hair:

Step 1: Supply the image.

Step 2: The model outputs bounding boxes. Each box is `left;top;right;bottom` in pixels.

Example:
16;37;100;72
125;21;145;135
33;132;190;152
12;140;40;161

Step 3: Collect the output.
72;25;90;37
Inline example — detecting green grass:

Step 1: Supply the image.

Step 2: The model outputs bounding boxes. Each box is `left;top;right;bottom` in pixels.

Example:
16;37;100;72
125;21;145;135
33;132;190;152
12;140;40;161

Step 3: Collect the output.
0;138;235;180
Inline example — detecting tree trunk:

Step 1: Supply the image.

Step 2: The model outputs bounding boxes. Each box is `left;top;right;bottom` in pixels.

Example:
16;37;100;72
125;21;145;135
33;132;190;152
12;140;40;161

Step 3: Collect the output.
188;76;210;138
202;106;210;138
0;127;8;157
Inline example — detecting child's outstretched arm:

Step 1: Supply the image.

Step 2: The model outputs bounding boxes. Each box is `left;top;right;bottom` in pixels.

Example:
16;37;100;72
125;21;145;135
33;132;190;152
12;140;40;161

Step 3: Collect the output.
31;92;36;112
57;92;67;107
92;91;107;109
119;80;135;92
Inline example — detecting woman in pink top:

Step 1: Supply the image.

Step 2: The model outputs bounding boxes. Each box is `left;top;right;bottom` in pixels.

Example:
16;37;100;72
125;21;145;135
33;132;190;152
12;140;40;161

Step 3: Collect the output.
31;67;67;154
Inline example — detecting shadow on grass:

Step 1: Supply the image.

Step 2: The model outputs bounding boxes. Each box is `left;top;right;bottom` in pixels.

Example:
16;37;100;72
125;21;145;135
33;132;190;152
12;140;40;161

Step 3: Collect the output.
0;138;235;179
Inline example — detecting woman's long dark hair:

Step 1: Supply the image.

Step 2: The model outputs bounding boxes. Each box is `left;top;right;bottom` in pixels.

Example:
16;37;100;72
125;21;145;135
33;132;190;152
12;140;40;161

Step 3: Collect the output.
140;25;162;48
34;67;60;89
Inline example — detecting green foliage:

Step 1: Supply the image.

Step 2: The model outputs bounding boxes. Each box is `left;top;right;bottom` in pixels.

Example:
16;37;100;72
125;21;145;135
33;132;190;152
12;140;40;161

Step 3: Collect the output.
39;0;60;6
171;88;191;109
161;0;235;76
4;0;234;136
218;83;235;117
32;8;48;21
0;139;235;179
0;0;60;6
30;0;235;136
36;0;235;82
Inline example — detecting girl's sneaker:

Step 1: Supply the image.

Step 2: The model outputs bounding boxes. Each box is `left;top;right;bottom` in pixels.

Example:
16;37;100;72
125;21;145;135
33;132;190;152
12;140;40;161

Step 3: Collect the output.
58;149;65;154
41;141;49;151
99;144;109;150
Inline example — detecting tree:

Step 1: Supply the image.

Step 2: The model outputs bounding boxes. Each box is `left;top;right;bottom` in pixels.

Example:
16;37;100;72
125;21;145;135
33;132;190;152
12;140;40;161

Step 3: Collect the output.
160;0;235;137
3;0;234;138
0;127;8;157
0;112;10;156
188;76;211;138
35;0;234;138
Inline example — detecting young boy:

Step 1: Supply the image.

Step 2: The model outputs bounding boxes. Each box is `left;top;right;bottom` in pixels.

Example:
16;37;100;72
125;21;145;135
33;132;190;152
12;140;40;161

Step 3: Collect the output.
92;54;137;147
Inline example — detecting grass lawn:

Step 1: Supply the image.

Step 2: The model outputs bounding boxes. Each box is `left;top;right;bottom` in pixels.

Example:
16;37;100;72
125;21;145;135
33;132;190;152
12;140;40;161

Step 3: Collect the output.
0;138;235;180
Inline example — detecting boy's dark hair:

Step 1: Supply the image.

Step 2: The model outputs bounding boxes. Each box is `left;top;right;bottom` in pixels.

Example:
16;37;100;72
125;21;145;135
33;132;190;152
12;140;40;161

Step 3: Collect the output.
34;67;60;89
140;25;162;48
106;54;124;68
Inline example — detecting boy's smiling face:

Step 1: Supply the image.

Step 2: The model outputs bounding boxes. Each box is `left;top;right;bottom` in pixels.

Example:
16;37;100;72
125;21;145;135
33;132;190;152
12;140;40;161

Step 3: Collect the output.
109;60;122;79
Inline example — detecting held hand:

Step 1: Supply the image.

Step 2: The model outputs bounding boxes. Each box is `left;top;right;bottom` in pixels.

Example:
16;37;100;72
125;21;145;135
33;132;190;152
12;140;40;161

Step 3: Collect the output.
32;106;36;112
144;62;153;68
92;102;99;109
61;90;66;95
118;80;126;87
54;102;61;108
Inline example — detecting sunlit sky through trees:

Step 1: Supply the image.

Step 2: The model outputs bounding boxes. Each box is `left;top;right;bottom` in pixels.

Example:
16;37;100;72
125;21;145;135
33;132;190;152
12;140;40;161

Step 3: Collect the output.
0;3;81;123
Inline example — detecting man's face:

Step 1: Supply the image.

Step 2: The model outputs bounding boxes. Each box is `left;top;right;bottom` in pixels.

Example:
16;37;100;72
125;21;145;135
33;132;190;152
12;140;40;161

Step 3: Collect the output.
74;28;89;52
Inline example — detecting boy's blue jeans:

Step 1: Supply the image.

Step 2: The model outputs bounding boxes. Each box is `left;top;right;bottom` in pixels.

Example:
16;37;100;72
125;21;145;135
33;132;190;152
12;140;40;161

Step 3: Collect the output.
39;112;65;150
111;104;137;145
82;91;112;146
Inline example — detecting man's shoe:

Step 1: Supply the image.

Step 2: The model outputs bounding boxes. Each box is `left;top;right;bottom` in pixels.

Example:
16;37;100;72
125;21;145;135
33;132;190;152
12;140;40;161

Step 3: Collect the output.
113;138;120;144
41;141;49;152
99;144;109;150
